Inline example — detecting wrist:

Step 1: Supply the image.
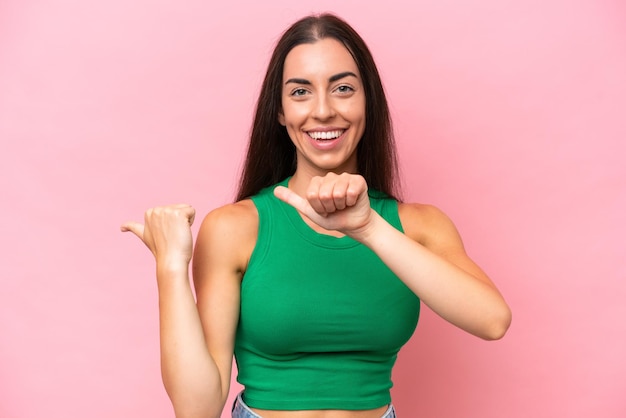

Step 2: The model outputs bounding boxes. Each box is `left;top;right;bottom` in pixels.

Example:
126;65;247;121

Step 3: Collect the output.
156;257;190;277
347;210;384;244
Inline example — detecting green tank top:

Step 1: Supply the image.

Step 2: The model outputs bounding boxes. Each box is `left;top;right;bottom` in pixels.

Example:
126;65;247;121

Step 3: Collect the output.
234;178;420;411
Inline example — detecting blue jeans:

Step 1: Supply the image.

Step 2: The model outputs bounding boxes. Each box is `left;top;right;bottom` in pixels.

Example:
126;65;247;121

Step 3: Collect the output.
232;392;397;418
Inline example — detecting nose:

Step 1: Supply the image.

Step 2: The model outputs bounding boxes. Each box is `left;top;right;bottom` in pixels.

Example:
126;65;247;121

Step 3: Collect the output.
312;94;336;121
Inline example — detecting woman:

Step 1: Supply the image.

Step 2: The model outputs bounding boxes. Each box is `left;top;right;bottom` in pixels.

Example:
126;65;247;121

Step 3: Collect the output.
121;13;511;418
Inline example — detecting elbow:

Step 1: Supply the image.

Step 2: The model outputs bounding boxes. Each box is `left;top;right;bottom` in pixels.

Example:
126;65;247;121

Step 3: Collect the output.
481;305;512;341
168;391;223;418
174;405;221;418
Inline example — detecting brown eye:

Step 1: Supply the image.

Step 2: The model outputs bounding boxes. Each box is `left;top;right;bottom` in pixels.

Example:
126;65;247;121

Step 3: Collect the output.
291;88;308;97
336;85;354;94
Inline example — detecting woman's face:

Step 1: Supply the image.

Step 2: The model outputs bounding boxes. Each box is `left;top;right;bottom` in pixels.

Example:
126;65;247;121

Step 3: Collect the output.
279;38;366;176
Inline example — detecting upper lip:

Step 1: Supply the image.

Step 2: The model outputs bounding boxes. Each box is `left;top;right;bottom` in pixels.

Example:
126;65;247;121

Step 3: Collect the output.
305;127;347;133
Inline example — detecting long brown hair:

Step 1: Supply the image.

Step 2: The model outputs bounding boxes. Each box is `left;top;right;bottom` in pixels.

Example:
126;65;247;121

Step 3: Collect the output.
236;13;400;201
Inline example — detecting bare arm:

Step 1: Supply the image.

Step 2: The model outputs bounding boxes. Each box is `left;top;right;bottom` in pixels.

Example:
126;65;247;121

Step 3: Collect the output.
364;202;511;340
121;202;252;418
192;200;257;413
274;173;511;340
156;262;223;418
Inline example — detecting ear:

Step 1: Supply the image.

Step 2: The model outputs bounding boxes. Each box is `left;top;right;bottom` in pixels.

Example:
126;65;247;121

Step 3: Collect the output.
278;110;285;126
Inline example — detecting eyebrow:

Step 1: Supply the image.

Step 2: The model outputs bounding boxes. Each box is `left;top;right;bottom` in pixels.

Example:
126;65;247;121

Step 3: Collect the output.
285;71;359;85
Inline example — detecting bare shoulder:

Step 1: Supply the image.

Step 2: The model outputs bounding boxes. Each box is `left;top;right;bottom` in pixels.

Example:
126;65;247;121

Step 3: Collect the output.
198;199;258;238
194;199;258;278
398;202;466;255
398;201;500;293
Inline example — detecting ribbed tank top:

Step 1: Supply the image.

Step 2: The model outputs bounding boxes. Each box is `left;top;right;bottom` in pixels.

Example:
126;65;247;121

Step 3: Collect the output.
234;178;420;411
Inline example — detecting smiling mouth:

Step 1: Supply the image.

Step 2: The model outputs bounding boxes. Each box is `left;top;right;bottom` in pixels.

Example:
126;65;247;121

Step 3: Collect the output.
307;130;345;141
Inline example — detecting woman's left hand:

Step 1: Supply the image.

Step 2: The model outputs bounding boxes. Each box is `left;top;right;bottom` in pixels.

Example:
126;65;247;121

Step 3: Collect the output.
273;172;374;239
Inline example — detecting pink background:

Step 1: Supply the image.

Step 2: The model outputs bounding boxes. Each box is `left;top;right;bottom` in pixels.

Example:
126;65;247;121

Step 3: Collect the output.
1;0;624;417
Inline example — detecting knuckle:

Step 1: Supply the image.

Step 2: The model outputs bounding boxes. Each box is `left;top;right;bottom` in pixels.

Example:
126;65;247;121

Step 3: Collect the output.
319;191;333;201
306;190;319;201
346;187;359;196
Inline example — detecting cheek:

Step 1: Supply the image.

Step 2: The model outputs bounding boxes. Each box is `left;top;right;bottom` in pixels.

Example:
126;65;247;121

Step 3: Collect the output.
344;103;366;125
339;95;366;117
281;105;308;126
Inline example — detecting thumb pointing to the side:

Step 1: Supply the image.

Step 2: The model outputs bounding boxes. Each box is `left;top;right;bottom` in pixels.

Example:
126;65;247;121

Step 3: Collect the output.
120;221;145;240
273;185;315;217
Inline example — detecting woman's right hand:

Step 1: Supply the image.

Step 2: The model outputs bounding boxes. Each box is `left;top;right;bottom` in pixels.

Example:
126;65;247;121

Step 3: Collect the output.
121;204;196;271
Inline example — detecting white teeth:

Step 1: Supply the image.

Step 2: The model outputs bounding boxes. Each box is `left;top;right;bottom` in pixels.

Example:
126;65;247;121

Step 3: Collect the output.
308;130;344;140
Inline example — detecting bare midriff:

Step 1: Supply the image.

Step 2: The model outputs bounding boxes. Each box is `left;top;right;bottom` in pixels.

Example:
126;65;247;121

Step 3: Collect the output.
249;405;389;418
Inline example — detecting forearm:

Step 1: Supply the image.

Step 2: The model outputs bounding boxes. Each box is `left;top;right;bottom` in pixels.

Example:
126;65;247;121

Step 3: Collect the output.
355;212;511;340
156;265;225;418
